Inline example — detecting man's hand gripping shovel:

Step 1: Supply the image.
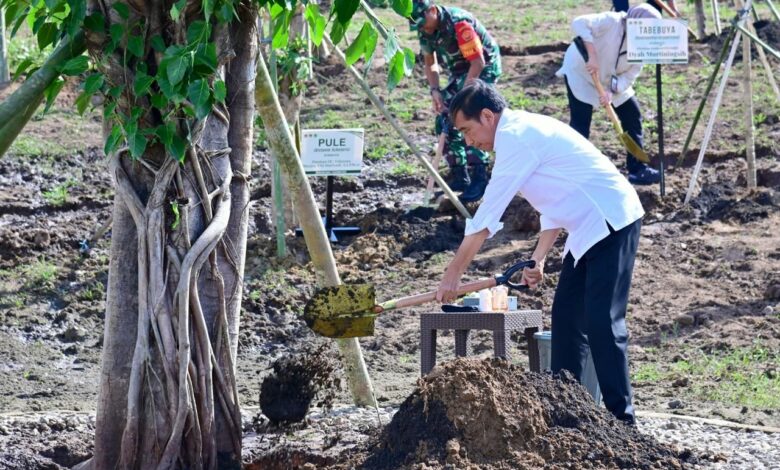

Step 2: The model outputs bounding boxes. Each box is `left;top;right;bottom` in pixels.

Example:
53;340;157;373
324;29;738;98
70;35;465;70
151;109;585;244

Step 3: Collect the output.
303;259;536;338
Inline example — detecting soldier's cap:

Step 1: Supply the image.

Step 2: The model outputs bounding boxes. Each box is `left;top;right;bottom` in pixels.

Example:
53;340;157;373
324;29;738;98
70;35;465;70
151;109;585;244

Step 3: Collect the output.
409;0;433;31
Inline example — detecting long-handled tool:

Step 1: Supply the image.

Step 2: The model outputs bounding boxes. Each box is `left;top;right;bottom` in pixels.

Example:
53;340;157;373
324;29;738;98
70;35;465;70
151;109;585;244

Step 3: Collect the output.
591;71;650;163
304;259;536;338
421;132;446;206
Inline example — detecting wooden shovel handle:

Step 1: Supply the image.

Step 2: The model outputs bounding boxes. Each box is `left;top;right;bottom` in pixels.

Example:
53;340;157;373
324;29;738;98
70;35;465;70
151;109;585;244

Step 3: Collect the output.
653;0;699;40
591;72;625;134
375;277;498;313
425;133;446;194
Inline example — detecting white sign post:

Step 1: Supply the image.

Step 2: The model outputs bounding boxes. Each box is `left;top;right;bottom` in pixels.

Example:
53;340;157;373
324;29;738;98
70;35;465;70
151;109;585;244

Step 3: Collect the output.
299;128;364;241
627;18;689;64
301;128;364;176
627;18;689;197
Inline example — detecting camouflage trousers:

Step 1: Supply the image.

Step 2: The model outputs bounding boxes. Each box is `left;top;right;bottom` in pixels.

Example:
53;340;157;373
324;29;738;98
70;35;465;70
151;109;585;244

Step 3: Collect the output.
434;60;501;167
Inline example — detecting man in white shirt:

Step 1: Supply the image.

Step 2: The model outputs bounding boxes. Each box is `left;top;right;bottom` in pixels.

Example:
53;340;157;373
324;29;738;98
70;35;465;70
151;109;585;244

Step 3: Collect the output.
436;80;644;425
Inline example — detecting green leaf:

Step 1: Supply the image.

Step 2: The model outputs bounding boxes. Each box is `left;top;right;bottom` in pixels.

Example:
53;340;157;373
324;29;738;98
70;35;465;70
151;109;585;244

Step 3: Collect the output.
108;85;124;99
387;51;405;91
330;19;349;45
203;0;214;20
151;35;166;52
104;124;123;156
83;73;104;94
151;93;167;110
167;55;188;86
75;92;92;115
65;0;86;36
170;201;181;230
344;22;371;66
112;2;129;20
45;0;60;10
13;59;34;81
187;79;211;119
333;0;359;25
103;101;116;120
127;34;144;58
108;23;125;53
170;0;186;21
383;31;400;62
133;72;155;95
213;80;226;102
187;20;209;44
403;46;415;74
43;78;65;114
36;22;57;50
272;10;292;48
304;3;326;46
84;12;105;33
129;133;148;159
391;0;412;17
168;134;187;162
60;55;89;76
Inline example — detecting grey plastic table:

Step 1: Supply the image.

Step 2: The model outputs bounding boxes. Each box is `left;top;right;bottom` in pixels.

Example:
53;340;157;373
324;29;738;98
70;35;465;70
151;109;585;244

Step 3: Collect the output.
420;310;544;375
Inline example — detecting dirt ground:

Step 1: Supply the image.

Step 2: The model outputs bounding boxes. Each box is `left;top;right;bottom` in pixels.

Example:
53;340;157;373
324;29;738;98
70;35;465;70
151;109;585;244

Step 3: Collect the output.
1;2;779;468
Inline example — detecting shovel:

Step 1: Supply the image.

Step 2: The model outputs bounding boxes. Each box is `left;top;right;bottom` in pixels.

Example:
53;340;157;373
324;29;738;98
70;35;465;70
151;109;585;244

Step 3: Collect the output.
591;71;650;164
304;259;536;338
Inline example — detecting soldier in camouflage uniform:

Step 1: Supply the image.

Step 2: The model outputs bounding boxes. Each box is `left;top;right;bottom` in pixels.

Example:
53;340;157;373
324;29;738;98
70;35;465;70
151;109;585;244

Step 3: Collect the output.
410;0;502;202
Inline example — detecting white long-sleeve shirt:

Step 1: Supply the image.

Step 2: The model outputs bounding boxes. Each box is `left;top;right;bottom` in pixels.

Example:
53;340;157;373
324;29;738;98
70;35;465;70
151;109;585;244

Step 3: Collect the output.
555;11;644;107
465;109;645;262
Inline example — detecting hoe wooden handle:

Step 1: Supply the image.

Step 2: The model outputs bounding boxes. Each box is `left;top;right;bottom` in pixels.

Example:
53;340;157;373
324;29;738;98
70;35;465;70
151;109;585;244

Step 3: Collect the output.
591;72;625;134
375;277;498;313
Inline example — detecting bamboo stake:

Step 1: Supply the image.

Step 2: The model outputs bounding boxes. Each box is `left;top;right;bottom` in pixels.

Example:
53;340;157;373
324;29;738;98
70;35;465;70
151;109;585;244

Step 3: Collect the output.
268;45;288;258
324;35;472;219
0;8;9;84
684;29;745;204
767;0;780;22
712;0;722;35
739;0;757;189
735;23;780;60
255;49;378;408
675;25;737;169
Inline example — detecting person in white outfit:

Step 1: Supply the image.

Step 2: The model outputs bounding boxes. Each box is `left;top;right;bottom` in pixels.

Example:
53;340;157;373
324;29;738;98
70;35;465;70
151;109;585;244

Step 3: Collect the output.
556;4;662;185
436;81;644;424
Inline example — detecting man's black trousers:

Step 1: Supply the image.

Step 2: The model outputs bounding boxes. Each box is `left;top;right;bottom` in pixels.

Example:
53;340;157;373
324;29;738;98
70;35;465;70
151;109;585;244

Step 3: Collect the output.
565;77;645;174
550;219;641;423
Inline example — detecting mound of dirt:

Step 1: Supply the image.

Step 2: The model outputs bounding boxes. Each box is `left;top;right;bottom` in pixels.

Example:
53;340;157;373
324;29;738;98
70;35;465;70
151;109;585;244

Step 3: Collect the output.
259;344;341;424
358;358;695;469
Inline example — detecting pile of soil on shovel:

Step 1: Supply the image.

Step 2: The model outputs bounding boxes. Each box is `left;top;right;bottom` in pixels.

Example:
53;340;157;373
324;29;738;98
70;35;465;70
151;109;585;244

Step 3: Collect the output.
259;344;341;424
355;358;697;469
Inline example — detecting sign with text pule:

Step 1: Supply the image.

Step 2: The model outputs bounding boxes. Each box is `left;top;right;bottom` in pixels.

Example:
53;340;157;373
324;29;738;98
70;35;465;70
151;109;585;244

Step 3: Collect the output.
627;19;688;65
301;129;365;176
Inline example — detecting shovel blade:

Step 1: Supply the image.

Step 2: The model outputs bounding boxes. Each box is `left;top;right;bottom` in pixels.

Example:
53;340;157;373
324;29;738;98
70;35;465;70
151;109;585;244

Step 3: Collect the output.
618;133;650;163
303;284;378;338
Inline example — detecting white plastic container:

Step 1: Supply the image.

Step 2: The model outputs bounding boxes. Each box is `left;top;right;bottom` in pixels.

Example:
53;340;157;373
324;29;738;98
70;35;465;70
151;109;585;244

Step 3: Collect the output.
491;286;508;311
533;331;602;404
478;289;493;312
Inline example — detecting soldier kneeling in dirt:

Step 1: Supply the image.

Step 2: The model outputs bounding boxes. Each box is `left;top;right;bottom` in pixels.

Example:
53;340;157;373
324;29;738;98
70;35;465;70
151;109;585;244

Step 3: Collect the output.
436;80;644;425
409;0;502;202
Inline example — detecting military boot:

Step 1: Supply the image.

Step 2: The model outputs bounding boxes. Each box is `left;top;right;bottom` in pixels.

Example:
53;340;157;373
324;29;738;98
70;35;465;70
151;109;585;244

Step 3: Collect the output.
447;165;470;192
459;164;489;203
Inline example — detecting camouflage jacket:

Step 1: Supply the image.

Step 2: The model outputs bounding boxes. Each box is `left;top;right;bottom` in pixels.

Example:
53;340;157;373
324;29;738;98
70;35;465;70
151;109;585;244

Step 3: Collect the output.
417;6;500;76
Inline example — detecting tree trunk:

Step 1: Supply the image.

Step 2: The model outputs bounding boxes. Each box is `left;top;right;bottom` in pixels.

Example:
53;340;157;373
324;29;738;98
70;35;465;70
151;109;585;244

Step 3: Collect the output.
90;1;256;468
1;8;9;84
695;0;707;38
255;48;378;408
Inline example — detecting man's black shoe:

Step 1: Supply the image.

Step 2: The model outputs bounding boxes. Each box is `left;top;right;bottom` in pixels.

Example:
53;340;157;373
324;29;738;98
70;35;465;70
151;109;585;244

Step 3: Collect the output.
628;166;661;185
459;164;489;202
447;165;470;192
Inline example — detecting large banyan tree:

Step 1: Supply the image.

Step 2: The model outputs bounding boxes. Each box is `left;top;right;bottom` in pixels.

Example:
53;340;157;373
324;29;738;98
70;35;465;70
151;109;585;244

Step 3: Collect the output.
0;0;416;467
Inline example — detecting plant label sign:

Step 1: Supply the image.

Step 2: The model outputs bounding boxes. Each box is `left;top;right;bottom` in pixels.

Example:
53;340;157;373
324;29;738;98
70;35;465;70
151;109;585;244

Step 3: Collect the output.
627;18;688;64
301;129;364;176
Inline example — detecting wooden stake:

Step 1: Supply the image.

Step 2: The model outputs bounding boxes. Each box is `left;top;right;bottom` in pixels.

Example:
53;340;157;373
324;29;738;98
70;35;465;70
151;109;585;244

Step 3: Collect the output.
0;8;9;84
711;0;722;35
684;30;744;204
767;0;780;22
740;0;757;189
746;13;780;102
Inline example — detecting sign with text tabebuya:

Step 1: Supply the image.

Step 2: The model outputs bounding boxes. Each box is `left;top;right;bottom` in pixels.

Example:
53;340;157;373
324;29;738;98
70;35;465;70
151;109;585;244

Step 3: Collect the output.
627;18;689;64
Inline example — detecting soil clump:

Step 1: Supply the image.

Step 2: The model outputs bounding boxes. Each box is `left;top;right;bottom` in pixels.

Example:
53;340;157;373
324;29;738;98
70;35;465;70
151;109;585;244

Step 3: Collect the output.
356;358;696;469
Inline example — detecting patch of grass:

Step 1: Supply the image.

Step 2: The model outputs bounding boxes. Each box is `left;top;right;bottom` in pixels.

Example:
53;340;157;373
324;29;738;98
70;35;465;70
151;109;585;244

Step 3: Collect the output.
633;343;780;409
42;180;77;207
23;258;58;290
366;144;389;161
506;89;532;110
390;160;418;177
78;282;105;302
9;135;69;158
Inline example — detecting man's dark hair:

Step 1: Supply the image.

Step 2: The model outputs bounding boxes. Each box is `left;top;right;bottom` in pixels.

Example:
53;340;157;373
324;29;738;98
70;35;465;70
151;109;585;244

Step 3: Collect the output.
449;80;507;123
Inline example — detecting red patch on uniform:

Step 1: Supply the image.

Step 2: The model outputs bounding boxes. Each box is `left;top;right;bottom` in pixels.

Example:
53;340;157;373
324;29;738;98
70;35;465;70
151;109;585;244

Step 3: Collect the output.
455;21;483;61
